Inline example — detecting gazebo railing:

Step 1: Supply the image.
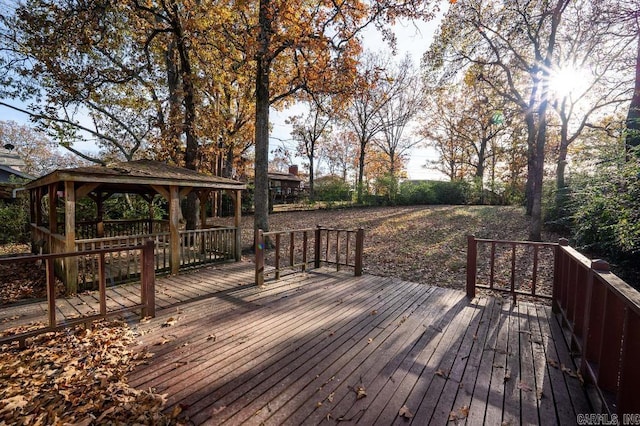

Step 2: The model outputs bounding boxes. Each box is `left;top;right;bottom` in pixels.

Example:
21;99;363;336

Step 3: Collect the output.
179;227;237;268
75;233;171;289
54;219;170;239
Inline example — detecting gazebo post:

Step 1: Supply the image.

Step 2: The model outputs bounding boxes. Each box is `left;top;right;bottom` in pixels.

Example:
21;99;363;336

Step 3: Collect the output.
48;183;57;239
169;185;180;275
96;193;104;238
64;181;78;294
232;189;242;261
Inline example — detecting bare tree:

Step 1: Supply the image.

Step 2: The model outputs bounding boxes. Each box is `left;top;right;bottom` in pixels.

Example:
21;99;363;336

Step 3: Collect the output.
374;55;424;200
289;97;332;201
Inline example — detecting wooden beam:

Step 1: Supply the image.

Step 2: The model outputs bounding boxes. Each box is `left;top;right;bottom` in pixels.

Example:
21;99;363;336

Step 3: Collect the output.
179;186;193;198
76;183;100;199
64;180;78;294
169;185;180;275
96;193;104;238
227;189;243;261
198;191;209;229
48;183;57;236
150;185;170;200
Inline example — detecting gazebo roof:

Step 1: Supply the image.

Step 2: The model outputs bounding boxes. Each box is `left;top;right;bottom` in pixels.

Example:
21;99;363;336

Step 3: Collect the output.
26;159;246;194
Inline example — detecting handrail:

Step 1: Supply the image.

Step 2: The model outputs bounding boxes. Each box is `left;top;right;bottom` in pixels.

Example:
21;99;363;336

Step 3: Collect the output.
466;235;640;415
466;235;557;302
554;240;640;416
255;226;364;286
0;241;156;348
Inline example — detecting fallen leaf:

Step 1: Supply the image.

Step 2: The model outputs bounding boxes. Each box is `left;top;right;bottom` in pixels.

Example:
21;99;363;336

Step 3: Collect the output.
370;310;378;316
207;334;216;341
171;404;182;419
327;392;334;403
355;385;367;399
154;336;171;346
435;368;449;379
398;405;414;419
367;338;373;344
459;405;469;418
212;405;226;414
162;317;178;327
518;381;532;392
561;364;578;378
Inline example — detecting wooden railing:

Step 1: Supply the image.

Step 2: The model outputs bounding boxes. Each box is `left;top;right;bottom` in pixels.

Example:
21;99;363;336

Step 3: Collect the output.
254;226;364;286
466;235;557;302
75;233;170;289
0;241;156;348
74;219;169;239
466;235;640;415
554;240;640;416
179;227;237;267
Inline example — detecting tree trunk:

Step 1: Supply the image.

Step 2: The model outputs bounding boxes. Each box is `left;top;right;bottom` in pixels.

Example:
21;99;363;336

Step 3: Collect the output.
626;33;640;152
555;119;570;215
172;6;199;230
524;112;537;216
308;154;315;201
356;140;366;203
254;0;271;237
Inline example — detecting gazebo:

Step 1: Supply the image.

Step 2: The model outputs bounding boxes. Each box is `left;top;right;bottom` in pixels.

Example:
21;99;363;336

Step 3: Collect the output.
25;159;246;293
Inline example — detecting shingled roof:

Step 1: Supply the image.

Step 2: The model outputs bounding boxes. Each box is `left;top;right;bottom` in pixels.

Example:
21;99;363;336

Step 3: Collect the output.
25;159;246;194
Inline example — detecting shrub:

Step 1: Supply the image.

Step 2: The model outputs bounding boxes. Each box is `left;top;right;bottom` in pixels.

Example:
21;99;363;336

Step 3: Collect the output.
0;194;30;244
568;154;640;258
397;180;469;206
314;177;352;202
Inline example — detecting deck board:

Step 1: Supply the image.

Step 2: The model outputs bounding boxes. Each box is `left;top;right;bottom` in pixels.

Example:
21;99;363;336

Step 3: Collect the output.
1;261;593;424
125;264;592;425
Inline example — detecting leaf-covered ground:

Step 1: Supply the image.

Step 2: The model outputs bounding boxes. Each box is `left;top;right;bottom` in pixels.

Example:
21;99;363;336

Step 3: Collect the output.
0;320;182;425
231;205;562;291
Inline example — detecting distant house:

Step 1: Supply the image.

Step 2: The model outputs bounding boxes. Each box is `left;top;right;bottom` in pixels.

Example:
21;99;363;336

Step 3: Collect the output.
268;165;304;204
0;146;34;199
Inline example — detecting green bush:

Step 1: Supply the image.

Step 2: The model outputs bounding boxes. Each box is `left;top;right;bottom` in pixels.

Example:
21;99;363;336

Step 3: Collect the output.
0;195;30;244
568;154;640;258
314;177;352;202
397;180;469;205
397;181;436;205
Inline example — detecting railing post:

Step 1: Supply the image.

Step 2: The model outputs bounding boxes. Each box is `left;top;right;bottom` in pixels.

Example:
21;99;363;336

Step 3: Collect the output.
553;238;569;313
46;257;56;328
275;233;281;280
354;228;364;277
141;239;156;318
302;231;308;272
98;252;107;316
466;235;477;299
255;229;265;286
314;225;321;269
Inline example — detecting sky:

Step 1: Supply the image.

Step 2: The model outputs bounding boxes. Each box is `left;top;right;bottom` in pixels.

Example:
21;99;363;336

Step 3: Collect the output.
0;10;448;180
271;16;447;180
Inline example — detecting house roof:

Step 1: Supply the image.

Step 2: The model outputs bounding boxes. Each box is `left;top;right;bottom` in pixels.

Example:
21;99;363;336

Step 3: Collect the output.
268;171;302;183
0;165;34;181
26;159;246;194
0;148;26;169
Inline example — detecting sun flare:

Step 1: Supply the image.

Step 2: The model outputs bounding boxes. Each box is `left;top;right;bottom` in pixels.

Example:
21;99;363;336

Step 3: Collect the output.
547;66;589;100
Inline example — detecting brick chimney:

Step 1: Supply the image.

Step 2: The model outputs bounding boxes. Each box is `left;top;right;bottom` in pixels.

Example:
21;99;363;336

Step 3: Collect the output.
288;165;299;176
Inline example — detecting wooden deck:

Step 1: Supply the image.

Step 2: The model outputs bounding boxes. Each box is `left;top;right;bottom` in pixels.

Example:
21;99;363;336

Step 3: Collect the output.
118;263;592;425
